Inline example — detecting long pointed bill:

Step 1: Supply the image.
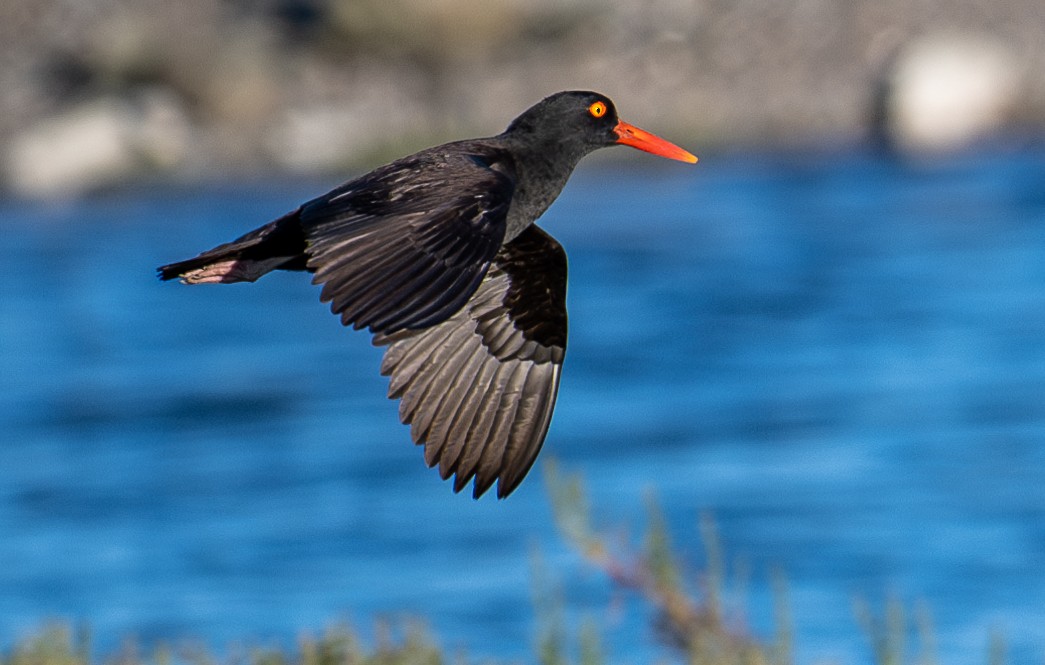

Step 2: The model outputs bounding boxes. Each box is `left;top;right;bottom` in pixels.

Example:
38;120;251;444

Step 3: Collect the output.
614;120;698;163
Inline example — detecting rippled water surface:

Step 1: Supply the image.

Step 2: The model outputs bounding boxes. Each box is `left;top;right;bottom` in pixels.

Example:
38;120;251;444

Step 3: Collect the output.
2;148;1045;664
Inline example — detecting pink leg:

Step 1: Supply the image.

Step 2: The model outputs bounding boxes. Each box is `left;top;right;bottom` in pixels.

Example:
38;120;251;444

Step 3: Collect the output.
179;257;291;284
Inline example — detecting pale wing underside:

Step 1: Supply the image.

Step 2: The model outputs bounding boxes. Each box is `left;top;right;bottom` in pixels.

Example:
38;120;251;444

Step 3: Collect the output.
374;226;568;498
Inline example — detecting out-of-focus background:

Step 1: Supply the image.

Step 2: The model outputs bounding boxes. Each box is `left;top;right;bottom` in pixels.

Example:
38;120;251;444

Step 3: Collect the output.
3;2;1045;665
2;0;1044;196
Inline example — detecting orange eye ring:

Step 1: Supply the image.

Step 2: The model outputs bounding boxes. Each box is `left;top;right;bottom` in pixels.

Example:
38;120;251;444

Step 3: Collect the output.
588;101;607;118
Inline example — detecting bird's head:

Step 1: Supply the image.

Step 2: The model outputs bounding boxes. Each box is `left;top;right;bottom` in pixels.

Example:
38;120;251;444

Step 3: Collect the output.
504;91;697;164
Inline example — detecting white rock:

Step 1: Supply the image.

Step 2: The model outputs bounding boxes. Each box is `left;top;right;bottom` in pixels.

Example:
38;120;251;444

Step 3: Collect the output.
6;99;137;197
266;74;430;173
4;90;192;198
134;88;194;170
888;34;1021;151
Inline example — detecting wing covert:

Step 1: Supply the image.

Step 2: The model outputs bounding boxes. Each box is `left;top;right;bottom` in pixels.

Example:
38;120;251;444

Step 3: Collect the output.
301;148;516;333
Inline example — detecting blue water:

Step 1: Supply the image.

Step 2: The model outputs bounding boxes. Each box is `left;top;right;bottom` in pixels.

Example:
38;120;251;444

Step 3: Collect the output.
2;148;1045;664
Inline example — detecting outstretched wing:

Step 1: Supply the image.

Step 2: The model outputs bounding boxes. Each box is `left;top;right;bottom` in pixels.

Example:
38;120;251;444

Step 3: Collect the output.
373;225;568;498
301;147;515;334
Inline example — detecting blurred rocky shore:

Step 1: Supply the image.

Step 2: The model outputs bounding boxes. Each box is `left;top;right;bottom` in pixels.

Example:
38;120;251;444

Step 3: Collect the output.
3;0;1043;197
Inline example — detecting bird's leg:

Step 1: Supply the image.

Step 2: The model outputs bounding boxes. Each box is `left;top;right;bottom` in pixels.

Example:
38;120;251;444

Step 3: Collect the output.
177;257;293;284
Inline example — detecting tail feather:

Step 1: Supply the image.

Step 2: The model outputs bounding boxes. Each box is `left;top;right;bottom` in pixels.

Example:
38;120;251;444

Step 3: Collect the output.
158;210;307;283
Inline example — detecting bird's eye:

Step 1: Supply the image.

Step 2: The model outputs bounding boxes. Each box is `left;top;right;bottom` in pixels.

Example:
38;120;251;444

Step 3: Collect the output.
588;101;607;118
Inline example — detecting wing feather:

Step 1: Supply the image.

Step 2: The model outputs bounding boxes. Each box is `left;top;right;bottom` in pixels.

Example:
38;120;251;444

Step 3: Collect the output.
373;225;568;498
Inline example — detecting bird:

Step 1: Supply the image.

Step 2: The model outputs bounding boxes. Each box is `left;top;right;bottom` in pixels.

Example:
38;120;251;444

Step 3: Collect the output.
158;90;696;499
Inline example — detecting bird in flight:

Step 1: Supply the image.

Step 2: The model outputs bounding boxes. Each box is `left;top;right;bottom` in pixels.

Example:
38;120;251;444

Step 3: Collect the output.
159;90;696;498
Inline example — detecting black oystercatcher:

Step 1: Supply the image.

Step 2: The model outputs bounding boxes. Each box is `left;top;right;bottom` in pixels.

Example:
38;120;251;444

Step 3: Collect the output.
159;90;696;498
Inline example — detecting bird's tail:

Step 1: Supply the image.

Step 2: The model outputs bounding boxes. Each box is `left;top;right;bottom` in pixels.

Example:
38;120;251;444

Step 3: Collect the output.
157;210;308;284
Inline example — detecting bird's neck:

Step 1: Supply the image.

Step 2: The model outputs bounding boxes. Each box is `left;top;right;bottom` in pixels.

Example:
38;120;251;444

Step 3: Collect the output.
502;137;588;241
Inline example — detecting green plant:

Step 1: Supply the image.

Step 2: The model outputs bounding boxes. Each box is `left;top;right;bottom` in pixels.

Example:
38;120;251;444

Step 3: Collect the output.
543;461;781;665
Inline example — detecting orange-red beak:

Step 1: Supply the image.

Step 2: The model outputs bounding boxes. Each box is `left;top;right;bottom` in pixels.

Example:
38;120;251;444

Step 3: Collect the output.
614;120;698;164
